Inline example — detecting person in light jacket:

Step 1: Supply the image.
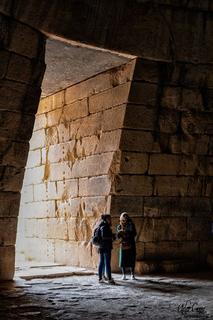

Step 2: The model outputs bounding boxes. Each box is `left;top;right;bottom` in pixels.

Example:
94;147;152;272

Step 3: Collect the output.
117;212;137;280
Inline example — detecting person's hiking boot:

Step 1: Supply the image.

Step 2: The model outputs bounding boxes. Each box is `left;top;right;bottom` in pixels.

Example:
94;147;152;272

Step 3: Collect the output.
131;274;136;280
108;278;116;285
121;274;127;280
99;278;105;283
103;275;108;281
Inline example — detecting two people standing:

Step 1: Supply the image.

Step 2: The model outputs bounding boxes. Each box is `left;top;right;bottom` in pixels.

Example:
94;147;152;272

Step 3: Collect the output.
93;212;137;284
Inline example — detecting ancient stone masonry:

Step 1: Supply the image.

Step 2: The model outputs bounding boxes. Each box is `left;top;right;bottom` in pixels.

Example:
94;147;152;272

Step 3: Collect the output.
19;56;213;273
0;13;46;280
0;0;213;280
18;61;136;269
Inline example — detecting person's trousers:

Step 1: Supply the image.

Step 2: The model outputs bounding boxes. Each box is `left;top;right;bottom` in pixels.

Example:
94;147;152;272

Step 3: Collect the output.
98;250;112;280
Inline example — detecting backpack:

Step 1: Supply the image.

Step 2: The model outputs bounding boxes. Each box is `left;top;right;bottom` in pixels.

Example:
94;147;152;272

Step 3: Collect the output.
91;225;102;246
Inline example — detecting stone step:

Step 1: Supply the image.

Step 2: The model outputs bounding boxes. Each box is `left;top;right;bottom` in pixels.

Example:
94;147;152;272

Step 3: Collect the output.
135;259;197;274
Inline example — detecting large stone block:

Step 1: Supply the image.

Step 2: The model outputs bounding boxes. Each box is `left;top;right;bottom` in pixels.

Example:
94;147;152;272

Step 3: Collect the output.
34;114;47;131
0;245;15;280
128;82;157;106
6;53;33;84
120;152;148;174
48;162;73;182
179;155;206;176
75;113;102;139
89;82;130;114
0;217;17;245
136;217;187;242
20;200;56;219
154;217;187;241
22;238;54;262
0;192;20;217
154;176;188;196
169;134;210;155
199;240;213;263
76;135;99;157
27;149;41;168
0;80;26;111
144;196;212;218
65;61;134;105
161;87;203;111
24;218;48;238
22;85;42;114
47;141;75;164
68;217;93;242
144;241;199;260
0;50;10;79
124;104;157;130
46;218;68;240
65;73;113;104
181;111;213;136
95;130;121;154
81;196;110;218
114;175;153;196
0;110;21;139
133;59;159;83
18;113;35;141
57;123;70;143
159;108;180;134
23;165;45;185
9;21;40;58
47;108;62;127
71;152;114;178
187;176;204;196
0;166;25;192
62;98;88;122
120;129;154;152
187;218;212;241
56;198;80;219
33;182;58;201
3;141;29;168
57;179;78;200
79;176;111;196
30;129;46;150
102;104;126;132
54;240;80;266
110;195;143;216
149;154;180;175
21;185;34;203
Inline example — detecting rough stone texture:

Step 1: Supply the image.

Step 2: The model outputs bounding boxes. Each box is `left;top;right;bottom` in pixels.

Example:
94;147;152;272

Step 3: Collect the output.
0;0;213;279
1;270;213;320
1;0;213;63
18;56;213;274
0;14;46;280
18;61;135;269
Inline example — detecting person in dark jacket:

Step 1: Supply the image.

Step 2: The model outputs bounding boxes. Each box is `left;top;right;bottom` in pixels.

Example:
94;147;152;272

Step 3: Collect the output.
97;214;115;284
117;212;137;280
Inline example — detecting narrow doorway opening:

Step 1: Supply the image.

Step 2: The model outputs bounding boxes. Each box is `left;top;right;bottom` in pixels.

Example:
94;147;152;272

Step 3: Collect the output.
15;36;131;278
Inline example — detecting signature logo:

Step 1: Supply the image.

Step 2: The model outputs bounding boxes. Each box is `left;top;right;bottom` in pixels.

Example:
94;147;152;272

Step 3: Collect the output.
178;299;209;318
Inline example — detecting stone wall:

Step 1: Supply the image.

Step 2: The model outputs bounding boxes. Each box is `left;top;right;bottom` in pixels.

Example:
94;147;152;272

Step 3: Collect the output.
0;13;46;279
112;58;213;272
18;57;213;272
18;60;136;268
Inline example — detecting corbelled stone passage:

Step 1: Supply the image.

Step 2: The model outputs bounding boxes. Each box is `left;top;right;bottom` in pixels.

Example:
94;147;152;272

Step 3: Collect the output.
0;13;46;280
18;56;213;273
17;60;136;268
